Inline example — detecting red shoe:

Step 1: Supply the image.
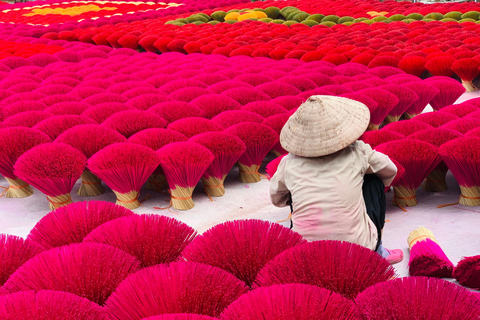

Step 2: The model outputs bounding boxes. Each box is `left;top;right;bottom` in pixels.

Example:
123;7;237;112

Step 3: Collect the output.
385;248;404;265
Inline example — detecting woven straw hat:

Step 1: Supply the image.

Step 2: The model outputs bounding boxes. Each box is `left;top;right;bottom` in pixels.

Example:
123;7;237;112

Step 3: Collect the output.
280;95;370;157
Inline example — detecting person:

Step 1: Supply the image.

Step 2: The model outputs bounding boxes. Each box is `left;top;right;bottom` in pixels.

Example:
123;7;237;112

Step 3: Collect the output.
269;95;403;264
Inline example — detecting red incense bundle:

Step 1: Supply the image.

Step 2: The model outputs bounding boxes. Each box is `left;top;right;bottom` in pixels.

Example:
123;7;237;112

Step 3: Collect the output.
442;118;480;134
398;56;427;77
357;88;399;130
208;80;253;94
189;132;246;197
32;115;95;140
124;94;170;110
211;110;264;128
222;87;271;105
1;111;53;128
402;81;440;119
159;79;208;94
465;127;480;138
0;127;51;198
439;103;479;118
355;277;480;320
409;128;462;192
414;111;459;128
84;214;197;268
262;113;290;156
407;226;454;278
254;240;396;300
102;110;167;138
256;82;301;99
221;284;362;320
427;80;466;111
45;101;90;116
425;56;457;77
14;143;86;209
379;84;419;123
439;137;480;206
1;101;47;118
169;87;212;103
167;117;224;139
223;122;278;183
156;142;214;210
88;143;161;209
367;66;404;79
382;120;433;136
56;124;127;196
241;101;288;118
148;101;207;124
81;102;135;124
271;96;305;111
375;140;441;208
451;58;480;92
453;255;480;289
190;94;241;119
359;130;405;149
142;316;216;320
2;243;140;305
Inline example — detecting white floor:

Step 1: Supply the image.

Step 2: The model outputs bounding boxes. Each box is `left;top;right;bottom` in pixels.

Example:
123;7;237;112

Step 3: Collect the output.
1;93;480;282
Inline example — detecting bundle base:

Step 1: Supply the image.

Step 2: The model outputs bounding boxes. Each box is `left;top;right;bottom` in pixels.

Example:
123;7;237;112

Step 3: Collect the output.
238;163;261;183
384;115;401;124
459;186;480;206
202;175;226;197
367;123;380;131
4;177;33;198
404;112;420;120
77;169;104;197
146;173;168;193
422;168;448;192
171;186;195;210
114;190;141;210
393;186;417;207
462;80;476;92
47;193;73;210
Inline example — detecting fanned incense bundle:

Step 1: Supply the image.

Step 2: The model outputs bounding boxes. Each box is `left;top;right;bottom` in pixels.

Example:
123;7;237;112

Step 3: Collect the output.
190;94;242;119
414;111;459;128
0;290;107;319
367;66;404;79
128;128;187;193
0;127;51;198
104;262;249;319
143;316;217;320
357;88;399;130
156;142;214;210
45;101;90;116
453;255;480;289
148;101;207;124
451;58;480;92
402;81;440;119
375;140;441;208
102;110;167;138
56;124;127;196
125;94;169;110
211;110;264;128
439;103;479;118
32;114;95;140
409;128;463;192
14;143;86;209
262;113;290;156
223;123;278;183
2;243;140;305
425;56;457;77
220;284;362;320
382;120;433;136
209;80;253;94
442;118;480;134
84;214;197;268
427;80;466;111
222;87;271;105
1;101;47;118
167;117;224;139
254;240;396;300
355;277;480;320
398;56;427;77
182;220;306;287
189;132;246;197
241;101;288;118
439;137;480;206
81;103;135;124
379;84;419;123
0;234;44;287
1;111;53;128
359;130;405;149
407;227;454;278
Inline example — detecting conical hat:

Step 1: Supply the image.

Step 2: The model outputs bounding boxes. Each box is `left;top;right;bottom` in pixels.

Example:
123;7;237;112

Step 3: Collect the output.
280;95;370;157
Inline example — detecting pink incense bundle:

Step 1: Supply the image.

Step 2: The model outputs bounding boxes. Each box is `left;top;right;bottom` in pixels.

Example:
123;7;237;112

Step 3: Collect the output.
1;101;47;118
439;137;480;206
342;81;374;91
0;234;44;287
143;316;216;320
148;101;207;124
441;118;480;134
182;220;306;287
32;114;95;140
2;243;140;305
0;127;51;198
169;87;212;103
14;143;86;209
451;58;480;92
223;122;278;183
355;277;480;320
156;142;214;210
439;103;479;118
128;128;187;193
189;132;246;197
44;101;90;116
262;113;290;156
414;111;459;128
453;255;480;289
167;117;224;139
208;80;253;94
124;94;170;110
425;56;457;77
190;94;242;119
466;127;480;138
88;143;161;209
427;80;466;111
56;124;127;196
221;284;362;320
356;88;399;130
256;82;301;99
27;200;133;249
84;214;197;268
402;81;440;119
104;261;248;319
211;110;264;128
277;76;317;92
254;240;396;300
366;66;405;79
83;92;128;105
266;154;287;180
102;110;167;138
221;87;271;105
382;120;433;136
1;111;53;128
375;140;441;208
378;84;419;123
407;227;454;278
0;290;107;319
81;102;135;124
159;79;208;95
409;128;463;192
359;130;405;149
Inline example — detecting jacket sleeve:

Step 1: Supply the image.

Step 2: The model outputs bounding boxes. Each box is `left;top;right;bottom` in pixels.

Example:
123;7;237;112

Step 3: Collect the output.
269;157;290;207
365;145;398;187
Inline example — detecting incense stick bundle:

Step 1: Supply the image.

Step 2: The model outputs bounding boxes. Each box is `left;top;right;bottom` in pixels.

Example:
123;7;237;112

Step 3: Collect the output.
88;143;161;209
453;255;480;289
451;58;480;92
262;113;290;156
427;79;466;111
413;111;459;128
190;132;246;197
378;84;419;124
167;117;224;139
382;120;433;136
212;110;264;128
359;130;405;149
442;118;480;134
407;226;454;278
266;154;287;180
14;143;86;209
438;103;479;118
32;115;95;140
81;102;135;124
402;81;440;119
156;142;214;210
224;123;278;183
55;124;127;196
0;127;51;198
102;110;167;138
1;111;53;128
148;101;207;123
357;88;399;130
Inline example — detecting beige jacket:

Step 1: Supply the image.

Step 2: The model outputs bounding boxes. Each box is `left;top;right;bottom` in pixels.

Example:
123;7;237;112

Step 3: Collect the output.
270;140;397;250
